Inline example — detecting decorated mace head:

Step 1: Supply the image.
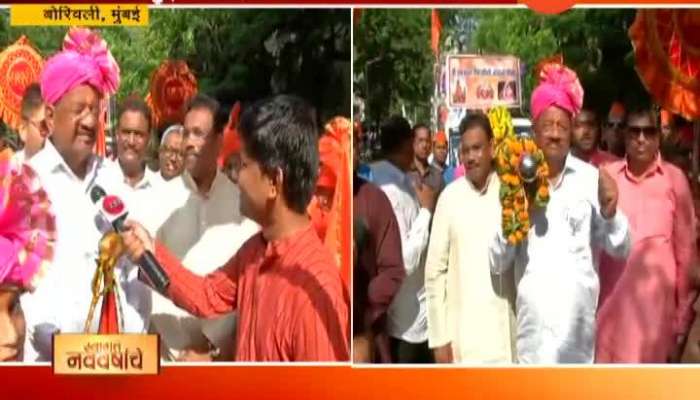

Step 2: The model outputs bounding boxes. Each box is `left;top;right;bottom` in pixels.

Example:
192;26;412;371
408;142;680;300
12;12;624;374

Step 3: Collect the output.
519;153;538;183
98;231;124;264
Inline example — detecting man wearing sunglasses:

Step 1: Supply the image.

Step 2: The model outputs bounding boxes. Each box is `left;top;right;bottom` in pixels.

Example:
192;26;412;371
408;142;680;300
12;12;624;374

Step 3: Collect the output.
145;94;258;362
601;102;626;158
597;108;697;363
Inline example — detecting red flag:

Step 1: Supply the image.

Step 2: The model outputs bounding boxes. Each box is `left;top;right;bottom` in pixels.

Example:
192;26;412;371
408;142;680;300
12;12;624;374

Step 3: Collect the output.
218;101;242;168
431;9;442;58
534;54;564;81
97;282;119;334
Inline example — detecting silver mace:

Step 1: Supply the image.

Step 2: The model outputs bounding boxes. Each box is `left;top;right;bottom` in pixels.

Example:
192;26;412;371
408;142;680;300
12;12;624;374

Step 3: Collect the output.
519;153;538;183
517;131;538;184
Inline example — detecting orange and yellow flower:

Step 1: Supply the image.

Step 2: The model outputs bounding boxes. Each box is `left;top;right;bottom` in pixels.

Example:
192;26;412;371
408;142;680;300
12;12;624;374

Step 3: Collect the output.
490;106;549;246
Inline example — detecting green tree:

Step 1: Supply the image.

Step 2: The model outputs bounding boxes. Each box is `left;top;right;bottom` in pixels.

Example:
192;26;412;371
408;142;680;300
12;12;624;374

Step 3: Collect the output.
0;8;350;137
441;9;648;116
354;9;435;125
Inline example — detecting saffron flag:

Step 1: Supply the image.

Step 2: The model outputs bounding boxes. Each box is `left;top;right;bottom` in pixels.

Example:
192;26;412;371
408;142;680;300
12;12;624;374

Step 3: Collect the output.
431;9;442;58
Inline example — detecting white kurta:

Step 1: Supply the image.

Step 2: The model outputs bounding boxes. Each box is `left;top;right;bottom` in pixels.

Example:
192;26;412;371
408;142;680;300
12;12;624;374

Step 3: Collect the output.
139;171;258;361
489;155;631;364
425;173;516;363
22;140;151;361
370;160;431;344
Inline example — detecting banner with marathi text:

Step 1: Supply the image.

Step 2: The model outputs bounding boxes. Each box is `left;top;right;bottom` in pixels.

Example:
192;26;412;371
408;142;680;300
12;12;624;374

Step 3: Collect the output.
446;55;522;109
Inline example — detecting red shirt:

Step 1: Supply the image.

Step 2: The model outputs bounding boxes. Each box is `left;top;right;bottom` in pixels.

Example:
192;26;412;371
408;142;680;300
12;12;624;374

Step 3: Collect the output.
155;225;350;362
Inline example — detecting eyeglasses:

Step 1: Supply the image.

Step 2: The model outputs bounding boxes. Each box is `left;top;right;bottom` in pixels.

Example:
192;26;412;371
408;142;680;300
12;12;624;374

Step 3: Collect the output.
626;126;658;138
160;147;184;159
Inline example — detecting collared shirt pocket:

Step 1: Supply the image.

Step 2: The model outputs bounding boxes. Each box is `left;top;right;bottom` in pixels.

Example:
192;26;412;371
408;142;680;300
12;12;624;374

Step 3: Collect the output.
637;192;674;242
564;200;592;260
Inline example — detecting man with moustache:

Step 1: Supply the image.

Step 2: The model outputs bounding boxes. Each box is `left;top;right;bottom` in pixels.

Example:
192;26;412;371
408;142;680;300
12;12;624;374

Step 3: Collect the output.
601;102;626;158
158;124;185;181
572;107;618;167
115;98;160;192
145;94;258;362
425;114;516;364
408;124;445;194
489;64;631;363
597;108;696;363
21;28;151;361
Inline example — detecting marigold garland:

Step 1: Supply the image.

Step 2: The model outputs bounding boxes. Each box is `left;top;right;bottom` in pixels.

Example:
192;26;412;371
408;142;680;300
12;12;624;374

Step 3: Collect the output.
489;107;550;245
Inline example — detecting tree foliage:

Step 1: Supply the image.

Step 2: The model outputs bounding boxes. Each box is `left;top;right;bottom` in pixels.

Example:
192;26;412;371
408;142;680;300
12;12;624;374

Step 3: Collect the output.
354;9;435;125
0;8;350;135
354;9;651;124
444;9;649;116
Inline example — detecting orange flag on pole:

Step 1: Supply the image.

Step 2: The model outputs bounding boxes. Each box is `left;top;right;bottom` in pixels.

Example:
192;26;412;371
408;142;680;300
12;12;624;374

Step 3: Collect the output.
354;9;363;26
431;9;442;59
94;97;108;157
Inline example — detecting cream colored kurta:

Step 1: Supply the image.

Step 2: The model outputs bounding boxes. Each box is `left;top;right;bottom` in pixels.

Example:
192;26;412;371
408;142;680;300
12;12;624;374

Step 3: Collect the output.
138;171;259;361
425;173;516;363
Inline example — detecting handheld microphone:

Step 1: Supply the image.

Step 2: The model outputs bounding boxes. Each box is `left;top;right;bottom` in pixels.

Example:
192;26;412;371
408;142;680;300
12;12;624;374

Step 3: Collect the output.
90;185;170;293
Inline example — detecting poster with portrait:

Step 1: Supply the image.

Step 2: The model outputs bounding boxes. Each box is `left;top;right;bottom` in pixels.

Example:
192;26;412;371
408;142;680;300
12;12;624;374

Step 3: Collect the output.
446;55;522;109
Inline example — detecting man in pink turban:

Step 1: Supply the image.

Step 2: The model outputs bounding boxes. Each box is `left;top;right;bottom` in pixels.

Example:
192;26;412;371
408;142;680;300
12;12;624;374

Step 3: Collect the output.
489;63;631;363
22;28;151;361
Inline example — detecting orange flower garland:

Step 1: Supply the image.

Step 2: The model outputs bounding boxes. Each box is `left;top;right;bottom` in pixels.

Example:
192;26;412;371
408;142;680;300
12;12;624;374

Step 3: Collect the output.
490;107;549;245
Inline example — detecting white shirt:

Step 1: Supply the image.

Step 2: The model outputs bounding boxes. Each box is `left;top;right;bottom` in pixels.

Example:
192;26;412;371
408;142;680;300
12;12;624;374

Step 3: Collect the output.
425;174;516;363
142;170;258;361
370;160;431;343
114;162;163;219
22;140;151;361
12;149;26;165
122;164;161;192
489;155;631;364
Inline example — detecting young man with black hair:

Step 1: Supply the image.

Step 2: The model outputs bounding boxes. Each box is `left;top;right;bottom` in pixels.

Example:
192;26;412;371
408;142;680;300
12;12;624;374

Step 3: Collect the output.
122;94;349;362
370;115;437;363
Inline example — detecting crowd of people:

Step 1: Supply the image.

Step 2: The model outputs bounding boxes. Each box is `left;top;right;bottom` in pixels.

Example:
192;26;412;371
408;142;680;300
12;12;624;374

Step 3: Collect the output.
353;63;700;364
0;28;350;362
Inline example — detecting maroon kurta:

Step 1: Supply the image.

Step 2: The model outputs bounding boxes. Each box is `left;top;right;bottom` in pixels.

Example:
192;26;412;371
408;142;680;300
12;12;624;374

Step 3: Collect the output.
353;175;405;362
155;225;350;362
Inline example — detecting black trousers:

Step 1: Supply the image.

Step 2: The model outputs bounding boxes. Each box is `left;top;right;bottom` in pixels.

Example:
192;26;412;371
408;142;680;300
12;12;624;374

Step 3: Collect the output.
390;337;434;363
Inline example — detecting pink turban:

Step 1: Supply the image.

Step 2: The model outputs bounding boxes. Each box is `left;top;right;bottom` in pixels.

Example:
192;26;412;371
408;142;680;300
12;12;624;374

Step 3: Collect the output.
40;28;120;105
530;64;583;122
